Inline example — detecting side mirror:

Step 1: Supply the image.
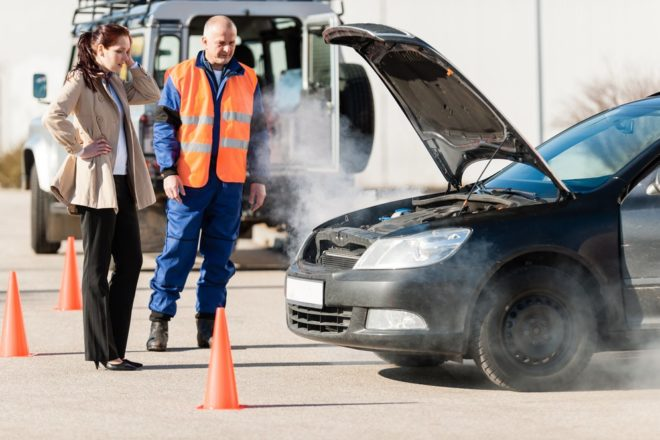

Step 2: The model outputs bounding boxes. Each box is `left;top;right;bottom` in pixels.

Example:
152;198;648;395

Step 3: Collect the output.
33;73;47;100
646;170;660;196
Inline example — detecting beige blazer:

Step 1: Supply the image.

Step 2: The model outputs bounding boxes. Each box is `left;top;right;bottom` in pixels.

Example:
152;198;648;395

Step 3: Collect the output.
43;66;160;214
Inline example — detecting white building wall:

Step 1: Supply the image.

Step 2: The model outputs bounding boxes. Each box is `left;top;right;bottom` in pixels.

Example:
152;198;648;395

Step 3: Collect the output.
341;0;539;189
2;0;660;189
0;0;77;152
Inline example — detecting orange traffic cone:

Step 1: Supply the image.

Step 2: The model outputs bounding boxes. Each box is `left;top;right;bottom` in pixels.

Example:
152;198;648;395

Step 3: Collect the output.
0;272;30;357
197;307;241;410
56;236;82;311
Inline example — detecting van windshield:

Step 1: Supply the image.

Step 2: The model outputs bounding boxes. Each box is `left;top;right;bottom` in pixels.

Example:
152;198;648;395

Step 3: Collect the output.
187;16;302;89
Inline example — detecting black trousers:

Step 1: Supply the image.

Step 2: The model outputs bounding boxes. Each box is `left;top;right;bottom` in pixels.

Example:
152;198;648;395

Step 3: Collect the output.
79;176;142;363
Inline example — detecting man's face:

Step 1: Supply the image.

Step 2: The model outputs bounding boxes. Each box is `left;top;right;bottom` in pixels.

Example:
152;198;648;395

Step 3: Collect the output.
202;25;237;68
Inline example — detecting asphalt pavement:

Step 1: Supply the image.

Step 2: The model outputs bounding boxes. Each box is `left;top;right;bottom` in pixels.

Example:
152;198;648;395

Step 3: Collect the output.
2;188;660;439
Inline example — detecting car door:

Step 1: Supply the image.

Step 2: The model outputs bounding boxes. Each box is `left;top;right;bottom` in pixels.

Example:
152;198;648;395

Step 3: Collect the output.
621;162;660;327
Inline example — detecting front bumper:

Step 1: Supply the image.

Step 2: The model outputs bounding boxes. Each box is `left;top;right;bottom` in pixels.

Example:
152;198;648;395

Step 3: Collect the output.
285;260;482;357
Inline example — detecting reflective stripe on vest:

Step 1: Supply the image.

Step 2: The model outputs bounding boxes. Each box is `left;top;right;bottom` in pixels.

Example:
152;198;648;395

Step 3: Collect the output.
166;58;257;187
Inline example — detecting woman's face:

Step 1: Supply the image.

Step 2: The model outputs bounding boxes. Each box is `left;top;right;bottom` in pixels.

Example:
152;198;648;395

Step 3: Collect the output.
95;35;131;74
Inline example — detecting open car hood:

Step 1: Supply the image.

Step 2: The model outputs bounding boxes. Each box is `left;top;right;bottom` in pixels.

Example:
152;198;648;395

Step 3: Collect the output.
324;23;570;195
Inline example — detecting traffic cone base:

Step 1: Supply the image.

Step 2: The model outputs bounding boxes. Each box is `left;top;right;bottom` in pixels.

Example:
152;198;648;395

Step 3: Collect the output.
0;272;31;357
196;404;246;411
198;307;241;410
56;236;82;311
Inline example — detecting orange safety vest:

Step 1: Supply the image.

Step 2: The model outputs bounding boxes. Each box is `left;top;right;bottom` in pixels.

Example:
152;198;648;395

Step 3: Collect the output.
165;59;258;187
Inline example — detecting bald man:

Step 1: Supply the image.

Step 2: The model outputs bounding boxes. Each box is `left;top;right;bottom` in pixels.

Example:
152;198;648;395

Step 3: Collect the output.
147;16;270;351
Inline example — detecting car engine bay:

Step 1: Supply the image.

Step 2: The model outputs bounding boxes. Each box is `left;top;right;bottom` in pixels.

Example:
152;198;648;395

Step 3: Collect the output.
303;191;543;269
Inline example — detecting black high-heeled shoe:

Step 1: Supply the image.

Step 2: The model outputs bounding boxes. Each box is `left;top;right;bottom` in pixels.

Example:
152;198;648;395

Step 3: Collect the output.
101;360;138;371
122;359;143;369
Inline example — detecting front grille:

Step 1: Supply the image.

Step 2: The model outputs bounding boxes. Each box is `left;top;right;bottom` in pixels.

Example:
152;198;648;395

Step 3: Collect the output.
320;247;362;270
288;303;352;334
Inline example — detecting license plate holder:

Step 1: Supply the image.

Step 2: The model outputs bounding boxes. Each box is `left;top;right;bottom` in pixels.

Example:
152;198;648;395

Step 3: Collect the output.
285;276;324;309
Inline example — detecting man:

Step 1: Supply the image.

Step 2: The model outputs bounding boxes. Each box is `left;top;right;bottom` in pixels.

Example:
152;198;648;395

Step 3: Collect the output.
147;16;269;351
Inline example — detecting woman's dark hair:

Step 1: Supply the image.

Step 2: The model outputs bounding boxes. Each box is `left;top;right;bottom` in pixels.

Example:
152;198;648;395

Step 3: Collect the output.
68;24;131;92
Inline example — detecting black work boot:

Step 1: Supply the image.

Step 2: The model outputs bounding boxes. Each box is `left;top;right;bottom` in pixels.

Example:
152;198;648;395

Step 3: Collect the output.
146;321;169;352
196;318;214;348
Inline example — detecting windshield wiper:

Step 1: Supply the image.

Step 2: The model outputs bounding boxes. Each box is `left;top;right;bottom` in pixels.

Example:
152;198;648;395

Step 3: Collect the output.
482;188;543;201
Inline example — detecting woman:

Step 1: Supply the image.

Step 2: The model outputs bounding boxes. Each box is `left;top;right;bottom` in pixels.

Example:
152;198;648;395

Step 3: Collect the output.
43;24;160;371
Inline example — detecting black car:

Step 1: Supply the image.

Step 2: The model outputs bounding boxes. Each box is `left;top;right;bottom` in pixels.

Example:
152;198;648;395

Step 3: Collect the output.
284;23;660;391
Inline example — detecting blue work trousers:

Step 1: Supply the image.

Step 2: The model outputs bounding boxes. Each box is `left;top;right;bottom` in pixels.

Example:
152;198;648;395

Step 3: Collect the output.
148;175;243;317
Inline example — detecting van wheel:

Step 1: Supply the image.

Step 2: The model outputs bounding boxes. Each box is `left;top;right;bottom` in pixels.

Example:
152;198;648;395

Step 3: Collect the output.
339;63;374;173
376;351;446;367
30;167;60;254
470;266;595;391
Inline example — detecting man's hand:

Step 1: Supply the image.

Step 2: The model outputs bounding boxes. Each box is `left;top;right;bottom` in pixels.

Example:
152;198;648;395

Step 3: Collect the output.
248;183;266;211
164;175;186;203
79;139;112;159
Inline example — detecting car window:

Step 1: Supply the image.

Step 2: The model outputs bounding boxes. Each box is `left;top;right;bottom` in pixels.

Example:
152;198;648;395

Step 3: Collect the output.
487;99;660;195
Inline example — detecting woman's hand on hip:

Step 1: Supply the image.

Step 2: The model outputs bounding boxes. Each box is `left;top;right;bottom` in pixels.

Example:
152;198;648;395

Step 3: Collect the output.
79;139;112;159
164;174;186;203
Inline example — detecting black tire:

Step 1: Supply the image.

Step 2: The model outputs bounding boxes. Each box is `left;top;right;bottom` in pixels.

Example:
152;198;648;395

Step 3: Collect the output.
376;351;446;368
339;63;374;174
470;266;595;391
30;167;60;254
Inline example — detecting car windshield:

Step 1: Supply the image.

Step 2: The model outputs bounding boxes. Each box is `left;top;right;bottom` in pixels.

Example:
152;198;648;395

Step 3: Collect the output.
484;99;660;198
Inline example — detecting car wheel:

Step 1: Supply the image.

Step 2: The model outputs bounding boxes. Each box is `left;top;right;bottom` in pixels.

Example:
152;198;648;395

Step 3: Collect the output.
470;266;595;391
30;167;60;254
376;351;446;367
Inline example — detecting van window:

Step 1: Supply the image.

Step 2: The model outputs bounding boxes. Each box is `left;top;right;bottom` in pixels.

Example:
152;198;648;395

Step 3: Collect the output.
154;35;181;87
268;40;288;86
308;25;330;91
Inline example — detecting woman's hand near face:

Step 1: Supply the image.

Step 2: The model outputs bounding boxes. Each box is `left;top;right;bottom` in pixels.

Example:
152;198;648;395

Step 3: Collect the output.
79;139;112;159
126;50;135;67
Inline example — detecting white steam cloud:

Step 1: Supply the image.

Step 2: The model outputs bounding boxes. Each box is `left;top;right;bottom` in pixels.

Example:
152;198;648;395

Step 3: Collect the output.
262;89;428;257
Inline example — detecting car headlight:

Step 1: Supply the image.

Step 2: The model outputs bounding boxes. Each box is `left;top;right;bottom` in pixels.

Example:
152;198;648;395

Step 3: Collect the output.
354;227;472;270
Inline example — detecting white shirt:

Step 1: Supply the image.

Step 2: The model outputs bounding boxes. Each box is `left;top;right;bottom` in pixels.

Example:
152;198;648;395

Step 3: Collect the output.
105;79;128;175
78;63;140;175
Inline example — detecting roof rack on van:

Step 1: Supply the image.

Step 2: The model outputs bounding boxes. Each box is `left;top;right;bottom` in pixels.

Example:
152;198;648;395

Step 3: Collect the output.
72;0;344;31
73;0;155;28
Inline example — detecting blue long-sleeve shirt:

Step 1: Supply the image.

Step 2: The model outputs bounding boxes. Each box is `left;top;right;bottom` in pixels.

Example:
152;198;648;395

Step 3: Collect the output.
153;51;270;184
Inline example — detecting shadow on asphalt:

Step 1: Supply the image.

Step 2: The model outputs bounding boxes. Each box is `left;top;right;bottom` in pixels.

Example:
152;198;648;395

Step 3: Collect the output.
232;343;328;350
245;402;416;409
378;362;498;391
129;343;330;352
154;347;199;352
378;351;660;392
142;360;385;370
34;351;85;356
